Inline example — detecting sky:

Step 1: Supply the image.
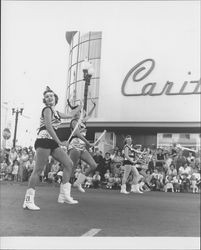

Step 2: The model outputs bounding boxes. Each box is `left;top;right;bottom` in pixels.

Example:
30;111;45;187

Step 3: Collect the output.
1;0;200;148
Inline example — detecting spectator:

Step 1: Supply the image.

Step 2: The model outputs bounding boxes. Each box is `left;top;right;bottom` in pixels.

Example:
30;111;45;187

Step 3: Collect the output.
102;152;112;178
104;169;111;182
106;173;115;189
113;173;121;189
112;150;124;175
44;156;54;182
11;160;20;182
26;156;35;180
0;160;7;181
5;161;12;181
93;149;104;179
92;171;101;188
179;162;192;179
172;175;181;192
164;153;173;169
164;176;174;192
155;148;165;171
167;163;177;178
18;148;29;182
190;175;198;193
187;152;195;164
180;174;190;192
84;174;93;188
144;169;153;190
9;148;17;164
151;169;164;191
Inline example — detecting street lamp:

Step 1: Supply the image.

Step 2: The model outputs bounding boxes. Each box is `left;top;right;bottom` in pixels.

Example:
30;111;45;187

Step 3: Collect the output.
12;107;24;148
82;58;94;112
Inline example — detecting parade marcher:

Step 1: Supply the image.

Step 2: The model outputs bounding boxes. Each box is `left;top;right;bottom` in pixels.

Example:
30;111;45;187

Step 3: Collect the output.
23;86;79;210
67;99;99;193
121;135;143;194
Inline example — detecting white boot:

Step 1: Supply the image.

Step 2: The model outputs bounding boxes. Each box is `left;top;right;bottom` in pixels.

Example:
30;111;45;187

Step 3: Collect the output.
120;184;129;194
23;188;40;210
131;184;143;194
73;173;86;193
58;182;78;204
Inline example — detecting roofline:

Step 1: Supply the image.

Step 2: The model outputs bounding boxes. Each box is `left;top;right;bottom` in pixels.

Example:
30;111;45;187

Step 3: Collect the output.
59;121;201;128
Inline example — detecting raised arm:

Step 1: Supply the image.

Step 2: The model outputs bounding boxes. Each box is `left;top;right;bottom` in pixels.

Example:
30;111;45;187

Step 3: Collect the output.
82;100;96;122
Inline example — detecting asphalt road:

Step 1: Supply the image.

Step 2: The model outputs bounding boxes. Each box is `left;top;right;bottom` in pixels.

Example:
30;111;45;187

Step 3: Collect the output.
0;181;200;237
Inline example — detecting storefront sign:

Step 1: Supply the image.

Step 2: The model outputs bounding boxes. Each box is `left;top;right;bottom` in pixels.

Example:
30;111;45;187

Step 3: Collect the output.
121;59;201;96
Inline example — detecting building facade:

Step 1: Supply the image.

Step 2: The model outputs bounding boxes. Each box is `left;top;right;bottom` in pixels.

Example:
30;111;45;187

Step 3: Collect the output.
57;27;200;153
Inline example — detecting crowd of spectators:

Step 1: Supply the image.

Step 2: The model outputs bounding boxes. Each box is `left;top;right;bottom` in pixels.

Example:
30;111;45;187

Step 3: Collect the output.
0;143;200;194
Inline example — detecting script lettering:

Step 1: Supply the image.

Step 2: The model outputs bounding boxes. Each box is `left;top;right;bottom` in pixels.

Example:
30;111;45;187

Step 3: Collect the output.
121;58;201;97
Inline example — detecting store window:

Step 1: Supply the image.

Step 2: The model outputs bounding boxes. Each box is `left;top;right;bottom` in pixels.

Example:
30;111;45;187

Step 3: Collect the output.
89;39;102;59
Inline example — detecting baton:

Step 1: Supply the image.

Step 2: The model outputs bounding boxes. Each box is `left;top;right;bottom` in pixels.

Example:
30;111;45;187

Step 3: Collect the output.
67;118;82;143
94;130;107;145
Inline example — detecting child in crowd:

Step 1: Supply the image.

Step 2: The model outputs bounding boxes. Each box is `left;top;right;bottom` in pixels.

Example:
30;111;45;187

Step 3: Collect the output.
106;173;115;189
164;176;174;192
104;169;110;182
92;171;101;188
172;175;181;192
180;174;191;193
84;174;93;188
11;160;20;182
190;175;198;193
113;173;121;189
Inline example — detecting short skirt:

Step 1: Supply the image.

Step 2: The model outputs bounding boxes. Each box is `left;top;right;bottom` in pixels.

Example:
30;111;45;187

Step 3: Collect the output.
34;138;59;152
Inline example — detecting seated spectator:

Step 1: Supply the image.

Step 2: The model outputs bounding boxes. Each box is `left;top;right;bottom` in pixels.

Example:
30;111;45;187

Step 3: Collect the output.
164;176;174;192
47;160;60;183
106;173;115;189
180;174;190;192
56;170;63;184
167;163;177;178
112;150;124;175
113;173;121;189
84;174;93;188
144;170;153;190
172;175;181;192
92;171;101;188
179;163;192;179
104;169;111;182
151;169;164;191
11;160;20;182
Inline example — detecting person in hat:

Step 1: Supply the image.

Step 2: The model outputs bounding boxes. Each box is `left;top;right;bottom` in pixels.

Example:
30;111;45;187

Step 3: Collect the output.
23;86;80;210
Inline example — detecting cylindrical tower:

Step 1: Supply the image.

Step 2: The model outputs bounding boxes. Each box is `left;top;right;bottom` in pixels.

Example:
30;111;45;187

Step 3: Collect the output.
65;31;102;117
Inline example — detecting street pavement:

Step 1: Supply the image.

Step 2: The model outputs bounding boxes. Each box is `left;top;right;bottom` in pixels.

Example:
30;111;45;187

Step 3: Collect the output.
0;181;200;237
